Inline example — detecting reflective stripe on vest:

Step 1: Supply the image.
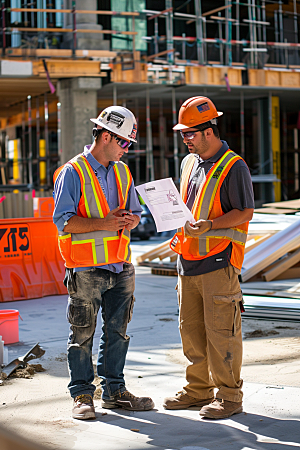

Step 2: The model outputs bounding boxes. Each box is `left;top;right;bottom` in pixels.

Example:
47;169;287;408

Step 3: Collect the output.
55;154;132;268
170;150;249;263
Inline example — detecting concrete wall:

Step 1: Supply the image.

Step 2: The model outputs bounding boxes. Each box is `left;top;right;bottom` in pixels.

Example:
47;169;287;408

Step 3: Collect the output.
57;77;101;164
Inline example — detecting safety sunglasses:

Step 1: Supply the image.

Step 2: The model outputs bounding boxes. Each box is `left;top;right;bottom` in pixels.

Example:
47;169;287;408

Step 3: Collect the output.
108;131;132;149
93;127;132;149
180;130;201;140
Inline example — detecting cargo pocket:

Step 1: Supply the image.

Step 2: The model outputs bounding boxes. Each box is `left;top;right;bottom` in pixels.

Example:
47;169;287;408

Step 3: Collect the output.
128;295;135;323
213;292;243;337
67;300;93;327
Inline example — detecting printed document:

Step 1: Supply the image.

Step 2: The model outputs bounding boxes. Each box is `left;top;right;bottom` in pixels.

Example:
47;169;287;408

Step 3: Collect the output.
136;178;195;232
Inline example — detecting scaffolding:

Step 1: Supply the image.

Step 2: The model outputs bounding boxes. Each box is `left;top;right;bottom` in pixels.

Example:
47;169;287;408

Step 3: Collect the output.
0;0;300;206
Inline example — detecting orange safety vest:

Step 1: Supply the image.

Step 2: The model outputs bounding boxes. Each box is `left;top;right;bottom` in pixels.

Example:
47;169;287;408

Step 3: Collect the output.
170;150;249;270
53;153;133;269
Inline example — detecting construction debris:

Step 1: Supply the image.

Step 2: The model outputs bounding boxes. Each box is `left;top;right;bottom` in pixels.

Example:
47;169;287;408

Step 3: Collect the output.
1;343;45;378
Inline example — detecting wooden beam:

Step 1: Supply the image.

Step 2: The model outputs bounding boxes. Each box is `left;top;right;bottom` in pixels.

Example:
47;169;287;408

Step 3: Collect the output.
148;7;173;21
9;8;139;16
10;27;137;35
262;247;300;282
202;4;232;17
136;239;171;264
147;48;175;61
245;234;272;254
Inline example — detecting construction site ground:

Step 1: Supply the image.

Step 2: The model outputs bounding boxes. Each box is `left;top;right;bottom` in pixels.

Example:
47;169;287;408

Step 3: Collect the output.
1;238;300;450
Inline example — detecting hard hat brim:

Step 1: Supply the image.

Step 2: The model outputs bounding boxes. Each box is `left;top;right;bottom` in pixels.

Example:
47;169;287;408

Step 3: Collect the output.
173;111;223;131
90;118;137;143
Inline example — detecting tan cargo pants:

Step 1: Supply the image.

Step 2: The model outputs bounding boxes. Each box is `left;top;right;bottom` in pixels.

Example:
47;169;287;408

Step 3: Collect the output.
177;264;243;403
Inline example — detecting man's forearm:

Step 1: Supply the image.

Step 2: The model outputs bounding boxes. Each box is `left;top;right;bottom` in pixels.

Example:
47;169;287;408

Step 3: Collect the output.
211;208;254;230
63;211;127;233
64;216;109;233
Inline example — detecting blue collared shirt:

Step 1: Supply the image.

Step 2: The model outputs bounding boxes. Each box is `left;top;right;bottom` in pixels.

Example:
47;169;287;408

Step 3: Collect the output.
53;145;142;273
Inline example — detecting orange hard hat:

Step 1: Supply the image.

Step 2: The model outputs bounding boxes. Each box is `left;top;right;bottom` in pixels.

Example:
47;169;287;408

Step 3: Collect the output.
173;96;223;131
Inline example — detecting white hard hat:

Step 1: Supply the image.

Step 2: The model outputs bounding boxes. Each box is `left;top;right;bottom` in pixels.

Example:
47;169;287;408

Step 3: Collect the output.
90;106;137;143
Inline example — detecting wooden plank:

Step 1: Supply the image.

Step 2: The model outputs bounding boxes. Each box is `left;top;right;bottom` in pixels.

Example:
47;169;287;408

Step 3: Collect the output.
263;247;300;282
245;234;272;254
254;207;298;214
147;49;175;61
202;4;232;17
274;267;300;281
136;239;171;264
263;199;300;210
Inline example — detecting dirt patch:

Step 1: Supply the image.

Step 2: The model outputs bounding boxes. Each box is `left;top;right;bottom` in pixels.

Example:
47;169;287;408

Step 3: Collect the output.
54;354;67;362
244;329;280;339
11;363;46;379
159;318;175;322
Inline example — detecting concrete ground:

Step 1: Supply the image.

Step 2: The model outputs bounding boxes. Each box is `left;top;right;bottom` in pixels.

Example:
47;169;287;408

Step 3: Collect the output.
1;238;300;450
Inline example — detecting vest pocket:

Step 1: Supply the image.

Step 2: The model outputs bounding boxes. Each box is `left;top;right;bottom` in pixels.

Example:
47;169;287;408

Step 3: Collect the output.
213;292;242;336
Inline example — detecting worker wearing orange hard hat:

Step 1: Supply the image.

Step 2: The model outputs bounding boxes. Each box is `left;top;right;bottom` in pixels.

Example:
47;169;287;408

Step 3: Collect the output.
164;96;255;419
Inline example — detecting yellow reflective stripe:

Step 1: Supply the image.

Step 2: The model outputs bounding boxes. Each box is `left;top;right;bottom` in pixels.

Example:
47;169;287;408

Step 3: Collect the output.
73;161;91;218
72;239;97;264
58;233;71;240
197;152;231;219
206;237;210;253
123;233;130;260
114;164;123;199
207;156;239;214
103;236;119;262
205;235;246;247
123;164;132;204
80;157;104;219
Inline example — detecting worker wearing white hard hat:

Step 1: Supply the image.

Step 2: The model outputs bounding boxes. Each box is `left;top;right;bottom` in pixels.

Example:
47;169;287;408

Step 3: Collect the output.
53;106;154;420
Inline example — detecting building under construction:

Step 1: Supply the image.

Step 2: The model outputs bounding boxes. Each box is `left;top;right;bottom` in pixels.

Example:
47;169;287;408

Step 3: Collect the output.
0;0;300;217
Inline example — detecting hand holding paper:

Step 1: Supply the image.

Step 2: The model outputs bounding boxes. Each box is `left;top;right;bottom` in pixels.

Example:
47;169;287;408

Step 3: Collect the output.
136;178;195;233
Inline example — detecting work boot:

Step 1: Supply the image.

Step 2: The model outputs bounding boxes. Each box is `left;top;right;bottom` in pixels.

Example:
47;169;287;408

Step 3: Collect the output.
163;391;214;410
200;398;243;419
72;394;96;420
102;390;154;411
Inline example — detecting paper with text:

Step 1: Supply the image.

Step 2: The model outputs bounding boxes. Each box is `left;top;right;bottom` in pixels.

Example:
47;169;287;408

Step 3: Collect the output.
136;178;195;232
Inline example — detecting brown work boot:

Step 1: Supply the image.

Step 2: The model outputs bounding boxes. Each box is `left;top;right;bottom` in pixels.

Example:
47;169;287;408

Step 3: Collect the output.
102;390;154;411
72;394;96;420
163;391;214;410
200;398;243;419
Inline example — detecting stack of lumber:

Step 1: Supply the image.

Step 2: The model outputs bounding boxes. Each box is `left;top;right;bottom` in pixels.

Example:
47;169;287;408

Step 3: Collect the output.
255;199;300;215
243;295;300;321
137;209;300;284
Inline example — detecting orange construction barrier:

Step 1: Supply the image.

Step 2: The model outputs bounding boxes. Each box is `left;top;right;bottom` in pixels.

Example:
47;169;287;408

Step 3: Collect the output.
33;197;54;218
0;217;67;302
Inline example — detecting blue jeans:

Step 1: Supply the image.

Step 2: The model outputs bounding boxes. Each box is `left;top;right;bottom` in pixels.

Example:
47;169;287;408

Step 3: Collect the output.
66;263;135;400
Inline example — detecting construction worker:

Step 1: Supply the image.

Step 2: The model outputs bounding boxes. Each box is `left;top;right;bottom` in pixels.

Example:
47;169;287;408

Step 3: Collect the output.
163;96;254;419
53;106;154;420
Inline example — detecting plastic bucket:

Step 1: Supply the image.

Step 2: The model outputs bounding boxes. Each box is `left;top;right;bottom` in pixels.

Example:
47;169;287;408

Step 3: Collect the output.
0;310;20;344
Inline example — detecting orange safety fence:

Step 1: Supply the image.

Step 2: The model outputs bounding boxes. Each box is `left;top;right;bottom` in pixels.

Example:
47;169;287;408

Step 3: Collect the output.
0;217;67;302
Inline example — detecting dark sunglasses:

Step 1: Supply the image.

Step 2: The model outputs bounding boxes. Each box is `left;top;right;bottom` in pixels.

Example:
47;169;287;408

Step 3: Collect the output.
92;128;132;149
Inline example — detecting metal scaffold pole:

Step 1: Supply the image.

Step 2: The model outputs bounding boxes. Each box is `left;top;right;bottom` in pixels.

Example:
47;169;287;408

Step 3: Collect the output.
134;98;140;185
165;0;174;66
146;87;154;182
172;88;179;182
240;91;245;160
194;0;204;65
27;95;33;187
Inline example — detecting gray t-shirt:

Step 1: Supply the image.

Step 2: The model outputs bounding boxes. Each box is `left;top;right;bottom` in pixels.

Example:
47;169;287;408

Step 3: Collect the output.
177;140;255;276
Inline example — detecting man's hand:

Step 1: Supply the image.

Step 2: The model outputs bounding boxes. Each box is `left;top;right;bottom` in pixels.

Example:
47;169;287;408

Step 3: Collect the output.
184;219;212;238
124;209;140;231
103;207;127;231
